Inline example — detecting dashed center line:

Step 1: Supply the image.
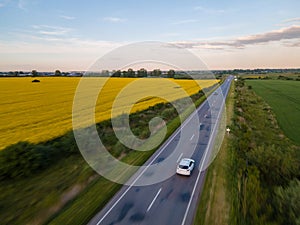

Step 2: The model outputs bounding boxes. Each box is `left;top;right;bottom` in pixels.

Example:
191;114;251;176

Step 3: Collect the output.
190;134;195;141
147;188;162;212
176;153;183;163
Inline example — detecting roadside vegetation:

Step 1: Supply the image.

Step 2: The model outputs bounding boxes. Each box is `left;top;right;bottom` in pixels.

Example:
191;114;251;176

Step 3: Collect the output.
0;78;220;225
227;78;300;225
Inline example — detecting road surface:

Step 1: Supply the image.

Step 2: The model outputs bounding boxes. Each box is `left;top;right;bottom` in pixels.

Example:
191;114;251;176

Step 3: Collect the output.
88;76;233;225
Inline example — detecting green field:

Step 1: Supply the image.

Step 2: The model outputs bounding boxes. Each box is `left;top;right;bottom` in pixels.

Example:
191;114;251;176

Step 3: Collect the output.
246;80;300;145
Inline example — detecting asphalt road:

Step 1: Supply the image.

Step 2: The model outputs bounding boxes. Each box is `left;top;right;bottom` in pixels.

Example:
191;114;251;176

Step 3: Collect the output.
88;76;233;225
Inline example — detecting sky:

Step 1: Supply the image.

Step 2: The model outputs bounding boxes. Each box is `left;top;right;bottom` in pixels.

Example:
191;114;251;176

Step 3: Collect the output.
0;0;300;71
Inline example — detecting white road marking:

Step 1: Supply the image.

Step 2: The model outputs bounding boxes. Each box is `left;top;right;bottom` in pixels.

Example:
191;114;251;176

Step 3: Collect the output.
176;153;183;163
147;188;162;212
190;134;195;141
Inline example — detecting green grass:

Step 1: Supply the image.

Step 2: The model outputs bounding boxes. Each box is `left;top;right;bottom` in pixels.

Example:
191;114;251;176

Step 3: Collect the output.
246;80;300;145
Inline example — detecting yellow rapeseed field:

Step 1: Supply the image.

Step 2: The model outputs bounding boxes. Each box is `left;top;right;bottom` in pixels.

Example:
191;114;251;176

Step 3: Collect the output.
0;77;218;150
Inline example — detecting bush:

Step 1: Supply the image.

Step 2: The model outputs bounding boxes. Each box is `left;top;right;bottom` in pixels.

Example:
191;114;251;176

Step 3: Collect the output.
274;179;300;225
0;142;54;180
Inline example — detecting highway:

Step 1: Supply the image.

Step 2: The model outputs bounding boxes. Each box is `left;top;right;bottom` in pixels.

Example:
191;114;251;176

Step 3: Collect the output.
88;76;233;225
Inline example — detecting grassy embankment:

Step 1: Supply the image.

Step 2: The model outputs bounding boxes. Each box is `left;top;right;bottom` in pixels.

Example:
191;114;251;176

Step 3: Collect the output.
0;77;220;225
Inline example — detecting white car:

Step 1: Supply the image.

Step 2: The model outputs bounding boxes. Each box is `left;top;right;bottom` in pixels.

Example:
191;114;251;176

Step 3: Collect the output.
176;158;195;176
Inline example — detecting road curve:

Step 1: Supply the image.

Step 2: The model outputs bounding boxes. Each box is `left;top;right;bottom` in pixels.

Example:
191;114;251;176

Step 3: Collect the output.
88;76;233;225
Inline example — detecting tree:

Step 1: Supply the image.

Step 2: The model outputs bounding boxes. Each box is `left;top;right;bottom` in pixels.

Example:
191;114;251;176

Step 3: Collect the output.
101;70;109;76
55;69;62;76
122;70;128;77
112;70;122;77
8;71;19;76
167;69;175;78
137;68;147;77
152;69;161;77
127;68;135;77
31;70;38;77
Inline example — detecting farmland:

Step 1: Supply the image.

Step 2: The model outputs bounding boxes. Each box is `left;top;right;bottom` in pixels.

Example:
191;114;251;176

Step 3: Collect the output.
0;77;218;150
246;80;300;145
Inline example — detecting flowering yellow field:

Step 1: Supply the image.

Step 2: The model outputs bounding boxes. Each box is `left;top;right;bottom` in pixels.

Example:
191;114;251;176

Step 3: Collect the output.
0;77;218;150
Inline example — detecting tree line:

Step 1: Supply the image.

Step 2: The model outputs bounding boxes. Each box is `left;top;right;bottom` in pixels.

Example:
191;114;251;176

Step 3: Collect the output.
3;69;178;78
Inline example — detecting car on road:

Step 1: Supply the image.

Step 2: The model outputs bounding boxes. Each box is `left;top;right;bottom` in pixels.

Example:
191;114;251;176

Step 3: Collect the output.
199;123;205;130
176;158;195;176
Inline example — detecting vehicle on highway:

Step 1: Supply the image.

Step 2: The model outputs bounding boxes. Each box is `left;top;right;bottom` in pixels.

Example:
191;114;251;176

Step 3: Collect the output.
199;123;205;130
176;158;195;176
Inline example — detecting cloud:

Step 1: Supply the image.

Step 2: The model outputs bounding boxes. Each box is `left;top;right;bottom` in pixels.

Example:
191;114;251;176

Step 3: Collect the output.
103;17;126;23
172;25;300;50
60;15;75;20
0;31;124;55
194;6;226;14
282;17;300;24
32;25;73;36
172;19;198;25
235;25;300;46
276;18;300;27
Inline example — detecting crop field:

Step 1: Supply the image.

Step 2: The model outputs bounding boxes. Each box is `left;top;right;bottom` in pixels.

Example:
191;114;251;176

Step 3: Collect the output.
0;77;218;150
246;80;300;145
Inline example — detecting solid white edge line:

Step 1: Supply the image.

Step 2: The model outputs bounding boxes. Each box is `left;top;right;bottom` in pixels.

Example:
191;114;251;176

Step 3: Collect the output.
147;188;162;212
95;92;209;225
180;78;232;225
